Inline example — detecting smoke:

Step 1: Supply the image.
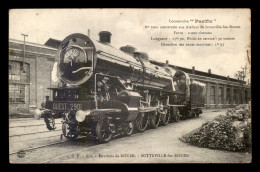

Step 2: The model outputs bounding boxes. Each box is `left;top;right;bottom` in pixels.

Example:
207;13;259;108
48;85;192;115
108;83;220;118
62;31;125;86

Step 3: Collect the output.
51;62;59;83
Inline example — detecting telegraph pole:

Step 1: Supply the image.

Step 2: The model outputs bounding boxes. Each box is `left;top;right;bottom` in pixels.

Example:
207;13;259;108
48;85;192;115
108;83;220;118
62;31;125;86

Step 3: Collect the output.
88;29;90;37
21;34;28;72
247;50;250;64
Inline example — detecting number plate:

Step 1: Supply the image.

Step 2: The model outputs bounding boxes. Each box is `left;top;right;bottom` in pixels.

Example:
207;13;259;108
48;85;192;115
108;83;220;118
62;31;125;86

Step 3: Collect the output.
52;102;82;111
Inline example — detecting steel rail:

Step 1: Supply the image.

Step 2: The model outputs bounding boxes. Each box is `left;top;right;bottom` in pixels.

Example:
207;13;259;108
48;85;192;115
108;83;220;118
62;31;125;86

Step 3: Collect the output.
9;129;62;137
11;134;61;144
9;123;62;128
39;134;123;163
9;135;88;155
9;140;68;155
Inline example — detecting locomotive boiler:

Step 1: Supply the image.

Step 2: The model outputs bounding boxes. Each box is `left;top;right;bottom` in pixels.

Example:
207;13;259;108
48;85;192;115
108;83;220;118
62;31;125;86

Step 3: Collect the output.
34;31;206;143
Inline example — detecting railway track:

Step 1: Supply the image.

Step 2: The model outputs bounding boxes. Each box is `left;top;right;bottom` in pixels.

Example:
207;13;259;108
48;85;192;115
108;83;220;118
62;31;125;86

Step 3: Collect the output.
9;119;62;128
9;118;35;121
9;117;167;163
9;126;134;163
10;121;187;163
10;123;56;128
9;116;190;163
9;118;64;156
9;129;62;138
10;132;88;155
9;139;68;155
11;134;61;144
38;126;171;163
10;133;125;163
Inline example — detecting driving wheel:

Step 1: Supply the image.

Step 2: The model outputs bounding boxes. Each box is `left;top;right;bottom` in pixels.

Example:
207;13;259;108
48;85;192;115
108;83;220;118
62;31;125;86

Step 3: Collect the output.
135;112;149;132
173;109;180;122
125;122;134;136
150;111;161;128
161;108;170;126
62;122;78;141
96;118;113;143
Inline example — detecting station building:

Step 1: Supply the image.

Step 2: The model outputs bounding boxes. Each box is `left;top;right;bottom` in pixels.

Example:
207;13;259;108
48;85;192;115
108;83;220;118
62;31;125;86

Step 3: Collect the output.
151;60;251;108
8;38;251;115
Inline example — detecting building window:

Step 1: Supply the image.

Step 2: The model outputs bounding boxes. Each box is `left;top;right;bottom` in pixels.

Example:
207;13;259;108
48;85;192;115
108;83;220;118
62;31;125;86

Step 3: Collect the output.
9;84;25;103
226;88;231;104
218;87;224;104
9;61;29;103
9;61;30;83
210;86;215;104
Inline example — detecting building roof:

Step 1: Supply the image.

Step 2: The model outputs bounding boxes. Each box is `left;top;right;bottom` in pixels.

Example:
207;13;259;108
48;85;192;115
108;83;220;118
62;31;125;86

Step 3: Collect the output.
150;60;245;84
44;38;62;49
9;38;57;50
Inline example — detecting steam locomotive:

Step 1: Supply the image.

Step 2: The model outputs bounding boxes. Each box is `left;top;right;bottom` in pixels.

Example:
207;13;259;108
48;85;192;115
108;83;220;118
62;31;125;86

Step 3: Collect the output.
34;31;206;143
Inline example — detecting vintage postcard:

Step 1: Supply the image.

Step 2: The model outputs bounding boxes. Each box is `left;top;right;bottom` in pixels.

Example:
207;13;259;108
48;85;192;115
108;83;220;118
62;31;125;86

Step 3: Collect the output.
9;8;251;163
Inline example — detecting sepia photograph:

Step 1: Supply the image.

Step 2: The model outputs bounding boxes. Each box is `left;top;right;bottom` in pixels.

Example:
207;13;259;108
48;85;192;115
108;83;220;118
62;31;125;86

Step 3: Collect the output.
9;8;251;163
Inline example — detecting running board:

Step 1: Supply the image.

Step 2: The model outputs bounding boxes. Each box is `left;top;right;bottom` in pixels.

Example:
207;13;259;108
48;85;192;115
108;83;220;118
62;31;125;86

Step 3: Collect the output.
92;109;122;113
139;107;157;113
167;104;186;107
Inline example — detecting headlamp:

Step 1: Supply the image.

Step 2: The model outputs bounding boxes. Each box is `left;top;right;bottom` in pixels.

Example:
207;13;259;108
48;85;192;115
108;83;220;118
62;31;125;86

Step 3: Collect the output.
75;110;91;122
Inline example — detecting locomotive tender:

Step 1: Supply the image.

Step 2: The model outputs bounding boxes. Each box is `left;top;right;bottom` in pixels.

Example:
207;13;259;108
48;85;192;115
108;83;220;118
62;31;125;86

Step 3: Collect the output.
34;31;206;143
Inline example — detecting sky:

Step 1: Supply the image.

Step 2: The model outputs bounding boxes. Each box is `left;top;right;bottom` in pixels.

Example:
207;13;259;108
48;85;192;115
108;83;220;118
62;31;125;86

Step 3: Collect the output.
9;9;251;81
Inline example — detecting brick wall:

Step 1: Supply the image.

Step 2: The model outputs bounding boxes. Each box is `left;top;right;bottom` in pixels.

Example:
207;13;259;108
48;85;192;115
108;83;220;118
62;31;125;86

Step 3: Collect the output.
35;56;54;108
9;40;56;115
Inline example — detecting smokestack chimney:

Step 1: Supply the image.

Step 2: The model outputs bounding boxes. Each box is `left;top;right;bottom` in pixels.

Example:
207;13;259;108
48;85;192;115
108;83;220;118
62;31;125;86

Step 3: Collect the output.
166;60;169;65
227;76;229;81
99;31;112;44
192;66;195;74
208;69;211;74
